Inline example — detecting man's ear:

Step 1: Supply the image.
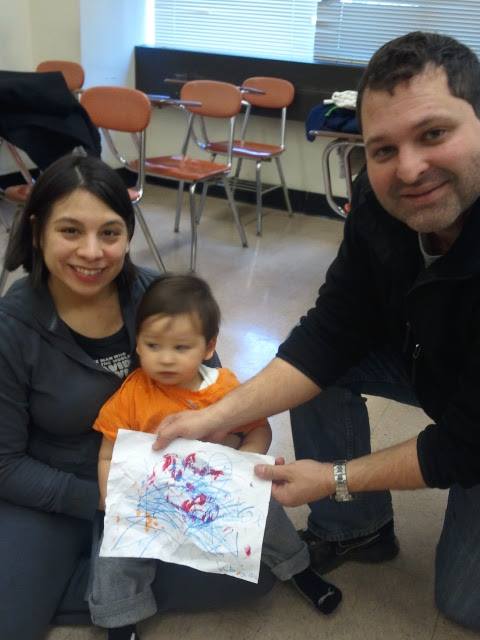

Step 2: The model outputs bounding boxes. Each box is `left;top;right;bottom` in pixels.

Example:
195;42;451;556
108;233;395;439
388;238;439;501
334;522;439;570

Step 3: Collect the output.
205;336;217;360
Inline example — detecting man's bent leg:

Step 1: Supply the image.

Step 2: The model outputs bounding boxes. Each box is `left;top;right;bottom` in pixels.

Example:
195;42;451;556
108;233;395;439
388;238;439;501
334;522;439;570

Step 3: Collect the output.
293;387;394;541
291;347;417;542
435;483;480;631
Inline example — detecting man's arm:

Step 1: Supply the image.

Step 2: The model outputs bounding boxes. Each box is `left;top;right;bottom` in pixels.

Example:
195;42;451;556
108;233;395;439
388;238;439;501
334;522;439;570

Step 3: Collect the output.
255;436;426;506
153;358;320;450
98;436;114;511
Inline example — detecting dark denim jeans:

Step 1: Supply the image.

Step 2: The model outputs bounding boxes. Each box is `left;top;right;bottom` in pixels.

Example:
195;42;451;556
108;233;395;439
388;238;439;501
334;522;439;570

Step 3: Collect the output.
291;347;480;631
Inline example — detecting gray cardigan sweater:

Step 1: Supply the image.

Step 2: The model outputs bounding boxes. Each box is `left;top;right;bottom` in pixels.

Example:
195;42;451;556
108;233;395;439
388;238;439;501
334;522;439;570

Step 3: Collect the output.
0;267;157;521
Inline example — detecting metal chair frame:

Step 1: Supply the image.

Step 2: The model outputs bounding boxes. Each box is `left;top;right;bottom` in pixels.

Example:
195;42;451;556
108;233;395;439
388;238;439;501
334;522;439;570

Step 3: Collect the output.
146;81;248;272
309;129;365;218
192;78;294;236
0;138;35;295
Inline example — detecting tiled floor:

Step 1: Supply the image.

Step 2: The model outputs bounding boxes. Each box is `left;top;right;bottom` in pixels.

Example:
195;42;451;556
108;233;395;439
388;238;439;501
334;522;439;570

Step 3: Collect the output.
1;185;477;639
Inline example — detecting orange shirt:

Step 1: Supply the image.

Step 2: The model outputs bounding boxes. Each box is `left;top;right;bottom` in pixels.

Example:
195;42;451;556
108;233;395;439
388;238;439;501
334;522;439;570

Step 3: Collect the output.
94;367;267;442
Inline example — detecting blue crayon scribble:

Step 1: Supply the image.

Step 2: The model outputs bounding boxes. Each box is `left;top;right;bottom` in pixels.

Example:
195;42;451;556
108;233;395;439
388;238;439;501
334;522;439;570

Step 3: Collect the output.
111;450;256;560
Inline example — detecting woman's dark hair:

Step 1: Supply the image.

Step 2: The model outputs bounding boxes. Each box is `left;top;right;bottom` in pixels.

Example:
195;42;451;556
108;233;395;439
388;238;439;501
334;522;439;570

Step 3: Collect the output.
136;274;221;343
4;153;136;287
357;32;480;130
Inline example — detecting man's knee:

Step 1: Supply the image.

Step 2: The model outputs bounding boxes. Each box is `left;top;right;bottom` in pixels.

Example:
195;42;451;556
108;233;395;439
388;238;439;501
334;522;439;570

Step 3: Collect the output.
435;574;480;631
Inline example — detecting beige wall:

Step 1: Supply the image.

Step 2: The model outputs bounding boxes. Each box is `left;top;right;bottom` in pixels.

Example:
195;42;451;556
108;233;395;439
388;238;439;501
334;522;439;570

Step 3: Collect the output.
0;0;349;199
0;0;33;72
30;0;80;66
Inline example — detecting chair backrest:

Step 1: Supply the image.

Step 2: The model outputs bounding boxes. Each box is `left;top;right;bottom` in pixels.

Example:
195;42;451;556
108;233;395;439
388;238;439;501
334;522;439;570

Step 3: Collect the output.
181;81;242;118
80;86;151;133
242;77;295;109
81;87;152;198
36;60;85;92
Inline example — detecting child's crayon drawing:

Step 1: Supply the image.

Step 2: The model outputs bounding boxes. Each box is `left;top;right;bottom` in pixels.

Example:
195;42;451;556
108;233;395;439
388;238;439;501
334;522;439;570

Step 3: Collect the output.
100;430;273;583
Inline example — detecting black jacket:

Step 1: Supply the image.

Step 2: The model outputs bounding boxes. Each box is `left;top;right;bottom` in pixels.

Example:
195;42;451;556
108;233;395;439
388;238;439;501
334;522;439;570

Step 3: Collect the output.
0;70;101;170
0;268;157;521
278;172;480;489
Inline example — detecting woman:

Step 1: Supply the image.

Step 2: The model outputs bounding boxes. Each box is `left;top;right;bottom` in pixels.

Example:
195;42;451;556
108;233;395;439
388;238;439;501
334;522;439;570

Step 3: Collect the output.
0;154;274;640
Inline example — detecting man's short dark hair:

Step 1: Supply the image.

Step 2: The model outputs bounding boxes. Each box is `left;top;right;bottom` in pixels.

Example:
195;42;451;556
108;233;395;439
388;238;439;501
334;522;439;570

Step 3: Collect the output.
136;274;221;343
357;31;480;130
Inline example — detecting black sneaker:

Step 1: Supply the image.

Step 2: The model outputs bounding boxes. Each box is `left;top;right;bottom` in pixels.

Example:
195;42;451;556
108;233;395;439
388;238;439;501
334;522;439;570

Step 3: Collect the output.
300;520;399;574
107;625;139;640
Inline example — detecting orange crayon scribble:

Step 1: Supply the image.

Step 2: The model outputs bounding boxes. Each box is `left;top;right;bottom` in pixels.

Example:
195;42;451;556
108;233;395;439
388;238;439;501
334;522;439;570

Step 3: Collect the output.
144;512;155;531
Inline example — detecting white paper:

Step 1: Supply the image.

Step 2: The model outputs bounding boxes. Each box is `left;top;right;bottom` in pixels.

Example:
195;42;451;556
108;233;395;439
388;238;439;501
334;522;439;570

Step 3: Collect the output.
100;430;274;583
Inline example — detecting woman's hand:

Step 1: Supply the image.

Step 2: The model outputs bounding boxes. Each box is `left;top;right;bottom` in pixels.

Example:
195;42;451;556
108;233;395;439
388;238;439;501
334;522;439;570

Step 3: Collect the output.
152;407;230;451
254;459;335;507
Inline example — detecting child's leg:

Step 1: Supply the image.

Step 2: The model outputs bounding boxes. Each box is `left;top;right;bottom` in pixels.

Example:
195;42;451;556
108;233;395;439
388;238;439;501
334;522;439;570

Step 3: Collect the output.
89;551;157;629
262;497;310;578
262;498;342;614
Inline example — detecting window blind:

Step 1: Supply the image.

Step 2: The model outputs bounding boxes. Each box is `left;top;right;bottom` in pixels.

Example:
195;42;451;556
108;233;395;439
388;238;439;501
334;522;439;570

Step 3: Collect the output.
154;0;480;66
314;0;480;65
154;0;318;62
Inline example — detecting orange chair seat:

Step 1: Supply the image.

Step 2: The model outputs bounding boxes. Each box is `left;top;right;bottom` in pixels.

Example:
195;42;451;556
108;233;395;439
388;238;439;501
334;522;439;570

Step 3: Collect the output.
206;140;284;159
4;184;32;203
139;156;230;182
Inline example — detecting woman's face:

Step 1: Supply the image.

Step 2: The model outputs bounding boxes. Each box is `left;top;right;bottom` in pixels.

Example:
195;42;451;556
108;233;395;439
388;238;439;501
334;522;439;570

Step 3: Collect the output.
39;188;130;300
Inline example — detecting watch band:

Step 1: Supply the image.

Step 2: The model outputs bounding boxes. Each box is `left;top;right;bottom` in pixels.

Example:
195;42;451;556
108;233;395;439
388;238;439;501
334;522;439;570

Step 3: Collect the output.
332;460;353;502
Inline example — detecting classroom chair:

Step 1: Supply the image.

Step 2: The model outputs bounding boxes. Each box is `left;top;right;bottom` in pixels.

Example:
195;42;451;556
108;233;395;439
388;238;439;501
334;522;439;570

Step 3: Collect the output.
142;80;248;272
204;76;295;236
81;86;166;273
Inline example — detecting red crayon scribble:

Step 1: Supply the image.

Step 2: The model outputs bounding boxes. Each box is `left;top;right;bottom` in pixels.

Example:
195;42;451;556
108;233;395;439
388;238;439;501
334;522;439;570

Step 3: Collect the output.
162;453;177;471
146;469;157;486
245;545;251;557
184;452;196;467
181;494;207;513
164;451;224;482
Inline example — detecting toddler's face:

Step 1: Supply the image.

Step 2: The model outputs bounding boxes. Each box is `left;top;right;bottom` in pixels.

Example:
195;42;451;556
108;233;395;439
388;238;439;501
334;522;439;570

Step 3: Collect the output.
136;312;216;390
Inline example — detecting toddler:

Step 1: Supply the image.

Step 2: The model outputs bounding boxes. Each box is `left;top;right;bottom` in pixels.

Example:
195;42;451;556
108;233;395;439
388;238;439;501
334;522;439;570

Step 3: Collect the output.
89;274;342;640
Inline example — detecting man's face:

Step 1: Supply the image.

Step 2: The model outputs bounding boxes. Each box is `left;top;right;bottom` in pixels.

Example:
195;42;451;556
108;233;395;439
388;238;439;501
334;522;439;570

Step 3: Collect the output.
362;66;480;235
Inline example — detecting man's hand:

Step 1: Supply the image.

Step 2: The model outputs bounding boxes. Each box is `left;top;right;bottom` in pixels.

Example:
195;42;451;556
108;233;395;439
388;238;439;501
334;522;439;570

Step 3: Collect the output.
152;408;229;450
254;459;335;506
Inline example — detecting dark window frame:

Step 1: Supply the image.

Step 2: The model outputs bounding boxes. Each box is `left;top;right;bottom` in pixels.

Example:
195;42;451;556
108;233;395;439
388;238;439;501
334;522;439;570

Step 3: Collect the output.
135;46;365;122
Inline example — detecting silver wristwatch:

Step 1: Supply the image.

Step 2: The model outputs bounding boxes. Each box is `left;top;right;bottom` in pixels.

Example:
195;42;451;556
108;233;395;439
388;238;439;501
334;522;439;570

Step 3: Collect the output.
332;460;353;502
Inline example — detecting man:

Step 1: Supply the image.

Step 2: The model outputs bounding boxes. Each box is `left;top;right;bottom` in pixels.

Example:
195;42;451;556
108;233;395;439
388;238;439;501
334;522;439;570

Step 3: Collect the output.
154;32;480;630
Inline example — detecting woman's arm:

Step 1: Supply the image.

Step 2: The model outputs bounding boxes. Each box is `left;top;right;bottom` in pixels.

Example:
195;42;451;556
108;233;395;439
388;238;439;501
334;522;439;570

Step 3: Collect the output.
0;335;99;521
98;436;114;511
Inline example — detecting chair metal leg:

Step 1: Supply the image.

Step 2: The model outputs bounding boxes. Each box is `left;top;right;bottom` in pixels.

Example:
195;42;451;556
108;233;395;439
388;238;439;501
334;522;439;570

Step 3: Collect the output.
255;161;263;236
0;207;10;232
0;203;22;295
274;156;293;216
221;176;248;248
188;183;198;272
174;181;184;232
133;203;166;273
0;264;8;296
231;158;243;197
196;182;209;224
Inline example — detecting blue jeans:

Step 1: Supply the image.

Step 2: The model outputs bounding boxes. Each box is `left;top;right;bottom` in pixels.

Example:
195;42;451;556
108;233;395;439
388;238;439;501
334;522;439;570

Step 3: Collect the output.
290;347;480;631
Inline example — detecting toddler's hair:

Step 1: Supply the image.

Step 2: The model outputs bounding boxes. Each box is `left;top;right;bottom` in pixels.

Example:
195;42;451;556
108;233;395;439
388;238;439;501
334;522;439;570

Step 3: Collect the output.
136;273;221;342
